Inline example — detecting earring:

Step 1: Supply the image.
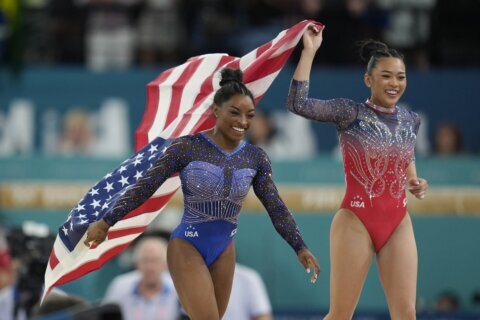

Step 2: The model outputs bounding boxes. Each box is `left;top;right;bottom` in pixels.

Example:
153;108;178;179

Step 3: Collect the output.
214;113;218;118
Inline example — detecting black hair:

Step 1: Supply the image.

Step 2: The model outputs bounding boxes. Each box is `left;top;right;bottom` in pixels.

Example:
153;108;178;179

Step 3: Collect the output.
358;39;404;75
213;68;255;106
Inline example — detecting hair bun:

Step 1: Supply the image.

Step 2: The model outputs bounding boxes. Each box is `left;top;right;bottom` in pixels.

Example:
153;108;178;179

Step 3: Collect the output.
358;39;389;62
219;68;244;87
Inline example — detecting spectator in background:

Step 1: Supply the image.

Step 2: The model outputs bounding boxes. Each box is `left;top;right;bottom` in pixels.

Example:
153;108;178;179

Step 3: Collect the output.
78;0;144;70
223;263;272;320
435;290;460;313
103;236;180;320
0;239;20;320
433;121;464;155
136;0;184;65
58;108;95;156
247;109;318;160
303;0;387;65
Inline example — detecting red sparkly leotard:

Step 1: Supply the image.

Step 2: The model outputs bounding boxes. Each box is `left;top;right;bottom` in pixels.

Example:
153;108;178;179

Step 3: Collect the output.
287;80;420;251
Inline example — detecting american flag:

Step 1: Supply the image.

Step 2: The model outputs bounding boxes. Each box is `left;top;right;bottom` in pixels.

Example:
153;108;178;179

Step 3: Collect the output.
43;20;323;300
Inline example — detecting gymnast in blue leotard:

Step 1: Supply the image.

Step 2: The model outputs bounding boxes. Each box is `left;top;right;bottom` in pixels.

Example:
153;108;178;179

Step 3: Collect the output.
85;68;320;320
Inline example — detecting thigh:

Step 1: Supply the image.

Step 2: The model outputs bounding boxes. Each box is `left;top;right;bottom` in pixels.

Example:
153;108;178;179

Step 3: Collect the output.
209;243;236;319
167;238;220;320
376;213;417;317
327;209;375;318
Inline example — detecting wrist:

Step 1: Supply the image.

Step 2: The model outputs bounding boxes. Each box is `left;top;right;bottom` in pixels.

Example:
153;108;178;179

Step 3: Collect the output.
99;218;112;229
301;48;317;57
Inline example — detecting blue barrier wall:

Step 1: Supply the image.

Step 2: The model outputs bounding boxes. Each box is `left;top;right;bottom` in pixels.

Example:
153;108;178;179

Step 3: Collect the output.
1;66;480;152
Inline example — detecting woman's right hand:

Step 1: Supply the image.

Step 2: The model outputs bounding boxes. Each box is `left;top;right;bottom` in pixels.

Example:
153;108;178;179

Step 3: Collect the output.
83;219;110;248
303;24;324;52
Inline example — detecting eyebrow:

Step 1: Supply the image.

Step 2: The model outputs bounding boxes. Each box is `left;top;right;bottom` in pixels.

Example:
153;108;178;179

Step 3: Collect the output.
380;70;406;75
228;105;255;113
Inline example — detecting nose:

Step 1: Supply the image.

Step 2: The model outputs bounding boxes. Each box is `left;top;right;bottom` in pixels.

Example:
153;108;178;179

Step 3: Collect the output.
239;114;248;127
389;77;399;88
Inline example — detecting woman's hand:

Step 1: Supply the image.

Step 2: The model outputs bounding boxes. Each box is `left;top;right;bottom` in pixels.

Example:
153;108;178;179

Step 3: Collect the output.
83;219;110;247
408;177;428;199
302;24;324;52
297;248;320;283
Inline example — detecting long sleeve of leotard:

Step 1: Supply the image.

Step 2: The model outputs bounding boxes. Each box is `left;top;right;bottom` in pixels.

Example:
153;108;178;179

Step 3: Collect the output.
103;137;189;226
287;79;358;130
252;149;307;254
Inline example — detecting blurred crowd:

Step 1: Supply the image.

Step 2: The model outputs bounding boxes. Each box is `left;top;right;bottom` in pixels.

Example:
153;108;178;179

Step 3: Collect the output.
1;224;480;319
1;0;480;71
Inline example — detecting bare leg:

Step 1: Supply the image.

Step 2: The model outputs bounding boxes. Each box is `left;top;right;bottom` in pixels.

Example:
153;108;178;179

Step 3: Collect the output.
324;209;375;320
168;238;233;320
209;243;236;318
377;213;417;320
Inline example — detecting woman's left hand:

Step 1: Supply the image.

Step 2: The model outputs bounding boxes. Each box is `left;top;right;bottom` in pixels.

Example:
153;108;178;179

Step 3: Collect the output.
408;177;428;199
297;248;320;283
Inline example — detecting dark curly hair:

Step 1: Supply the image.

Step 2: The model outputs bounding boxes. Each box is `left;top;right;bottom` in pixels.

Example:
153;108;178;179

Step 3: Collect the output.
213;68;255;106
358;39;404;75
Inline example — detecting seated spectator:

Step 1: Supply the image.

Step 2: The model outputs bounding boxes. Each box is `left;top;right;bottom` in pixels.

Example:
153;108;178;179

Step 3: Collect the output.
434;121;464;155
223;263;272;320
103;237;179;320
435;290;460;313
58;108;94;156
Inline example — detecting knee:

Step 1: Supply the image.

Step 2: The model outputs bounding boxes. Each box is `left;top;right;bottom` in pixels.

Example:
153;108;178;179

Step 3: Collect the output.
391;305;416;320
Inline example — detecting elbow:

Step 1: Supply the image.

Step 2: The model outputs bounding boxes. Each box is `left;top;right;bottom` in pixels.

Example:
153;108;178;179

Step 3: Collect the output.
286;98;301;115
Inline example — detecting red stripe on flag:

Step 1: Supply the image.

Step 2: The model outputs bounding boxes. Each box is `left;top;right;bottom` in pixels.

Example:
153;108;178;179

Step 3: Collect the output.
50;243;131;288
256;41;273;57
164;58;205;129
135;68;174;151
49;249;60;270
123;193;177;220
108;226;147;240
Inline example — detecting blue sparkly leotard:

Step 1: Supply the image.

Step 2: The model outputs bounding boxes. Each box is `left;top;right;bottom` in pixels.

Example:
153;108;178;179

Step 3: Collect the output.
103;132;306;265
287;80;420;251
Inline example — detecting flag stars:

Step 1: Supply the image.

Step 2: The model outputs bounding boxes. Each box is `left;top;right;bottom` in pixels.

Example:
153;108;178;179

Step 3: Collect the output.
102;202;110;210
148;144;158;154
136;152;144;159
93;211;100;217
134;170;143;180
75;204;85;212
70;221;74;231
118;165;128;173
104;172;113;179
62;226;68;235
132;158;142;166
88;188;99;196
80;219;88;225
104;182;114;192
78;214;87;219
90;199;101;209
118;175;129;187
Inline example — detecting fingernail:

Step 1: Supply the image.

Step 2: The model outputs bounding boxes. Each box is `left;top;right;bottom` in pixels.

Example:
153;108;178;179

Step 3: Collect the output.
306;268;310;273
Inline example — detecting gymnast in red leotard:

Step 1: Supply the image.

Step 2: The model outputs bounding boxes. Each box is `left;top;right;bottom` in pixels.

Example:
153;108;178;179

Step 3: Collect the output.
287;25;428;319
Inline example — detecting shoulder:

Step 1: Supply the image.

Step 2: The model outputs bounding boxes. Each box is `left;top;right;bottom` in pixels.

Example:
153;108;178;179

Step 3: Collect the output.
245;143;271;165
109;270;140;288
398;106;421;125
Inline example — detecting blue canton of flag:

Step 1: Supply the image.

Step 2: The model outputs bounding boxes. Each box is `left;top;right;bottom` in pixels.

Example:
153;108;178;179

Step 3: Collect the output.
58;137;172;251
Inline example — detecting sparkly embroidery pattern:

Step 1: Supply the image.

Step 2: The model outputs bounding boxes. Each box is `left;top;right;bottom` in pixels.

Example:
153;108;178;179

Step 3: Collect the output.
104;133;307;253
287;79;420;208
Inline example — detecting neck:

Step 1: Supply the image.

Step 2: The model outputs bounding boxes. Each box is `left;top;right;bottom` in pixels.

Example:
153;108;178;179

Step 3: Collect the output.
366;98;396;114
138;280;162;299
209;129;241;152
